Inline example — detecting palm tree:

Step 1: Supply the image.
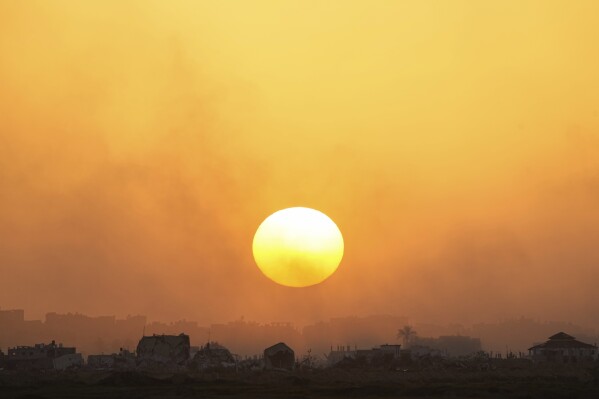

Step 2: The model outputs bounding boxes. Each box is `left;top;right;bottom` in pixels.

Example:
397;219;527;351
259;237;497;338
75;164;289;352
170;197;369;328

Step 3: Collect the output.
397;325;417;348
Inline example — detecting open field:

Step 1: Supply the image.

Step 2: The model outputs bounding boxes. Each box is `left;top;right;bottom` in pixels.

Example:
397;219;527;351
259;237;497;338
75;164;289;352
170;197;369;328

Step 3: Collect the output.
1;366;599;399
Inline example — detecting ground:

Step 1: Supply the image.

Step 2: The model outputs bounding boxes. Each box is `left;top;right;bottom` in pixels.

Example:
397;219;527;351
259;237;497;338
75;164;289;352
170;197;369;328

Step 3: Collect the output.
1;365;599;398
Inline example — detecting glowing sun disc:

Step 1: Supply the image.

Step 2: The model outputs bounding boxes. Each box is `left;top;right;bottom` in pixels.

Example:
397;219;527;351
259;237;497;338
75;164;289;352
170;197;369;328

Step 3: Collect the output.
252;207;344;287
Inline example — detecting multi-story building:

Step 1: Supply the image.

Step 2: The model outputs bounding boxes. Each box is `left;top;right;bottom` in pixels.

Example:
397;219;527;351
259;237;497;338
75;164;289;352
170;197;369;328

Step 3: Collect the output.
6;340;81;370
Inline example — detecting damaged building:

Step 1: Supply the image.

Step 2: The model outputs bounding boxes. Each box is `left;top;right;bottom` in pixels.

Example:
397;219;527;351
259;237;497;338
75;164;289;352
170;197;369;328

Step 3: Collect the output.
264;342;295;370
6;340;82;370
53;353;84;371
88;349;136;370
88;354;116;369
136;334;190;368
190;342;236;370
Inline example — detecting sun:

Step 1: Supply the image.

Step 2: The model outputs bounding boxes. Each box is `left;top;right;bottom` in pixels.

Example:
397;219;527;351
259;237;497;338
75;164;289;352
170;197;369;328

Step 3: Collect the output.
252;207;344;287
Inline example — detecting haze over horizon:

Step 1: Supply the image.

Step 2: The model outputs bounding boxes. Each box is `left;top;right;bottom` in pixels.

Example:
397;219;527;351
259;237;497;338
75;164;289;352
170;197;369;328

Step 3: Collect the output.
3;306;599;336
1;1;598;328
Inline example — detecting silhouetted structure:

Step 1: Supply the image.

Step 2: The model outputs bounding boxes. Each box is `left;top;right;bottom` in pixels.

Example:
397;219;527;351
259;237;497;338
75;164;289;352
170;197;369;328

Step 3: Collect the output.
0;309;25;324
88;348;136;370
413;335;481;357
53;353;84;370
0;308;145;356
303;315;409;356
190;342;236;370
528;332;598;363
408;344;443;359
327;345;357;366
469;318;599;354
0;309;44;350
264;342;294;370
355;344;402;365
88;354;116;369
328;343;401;366
6;340;81;370
136;334;190;368
211;319;302;356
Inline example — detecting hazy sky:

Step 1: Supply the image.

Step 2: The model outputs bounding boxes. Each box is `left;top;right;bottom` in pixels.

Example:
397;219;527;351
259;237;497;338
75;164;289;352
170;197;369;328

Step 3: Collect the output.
1;1;598;327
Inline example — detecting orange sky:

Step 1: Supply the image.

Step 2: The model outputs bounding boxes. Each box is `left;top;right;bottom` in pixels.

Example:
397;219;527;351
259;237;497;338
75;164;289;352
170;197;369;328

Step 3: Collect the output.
1;1;598;328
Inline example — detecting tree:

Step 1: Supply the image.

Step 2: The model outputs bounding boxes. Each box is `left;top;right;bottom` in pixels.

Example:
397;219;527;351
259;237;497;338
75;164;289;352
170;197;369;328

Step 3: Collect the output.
397;325;417;348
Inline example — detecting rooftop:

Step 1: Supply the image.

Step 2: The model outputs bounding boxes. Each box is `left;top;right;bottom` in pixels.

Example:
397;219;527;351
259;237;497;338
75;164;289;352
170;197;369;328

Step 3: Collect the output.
529;332;596;350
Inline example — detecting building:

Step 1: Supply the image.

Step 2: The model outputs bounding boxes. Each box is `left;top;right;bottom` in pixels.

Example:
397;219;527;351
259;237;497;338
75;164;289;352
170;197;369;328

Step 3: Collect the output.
327;344;401;366
0;309;25;325
412;335;481;357
6;340;79;370
88;349;136;370
327;345;356;366
409;344;444;359
355;344;402;365
136;334;190;367
88;354;116;369
379;344;402;358
528;332;598;363
191;342;236;370
53;353;84;370
0;349;5;369
264;342;295;370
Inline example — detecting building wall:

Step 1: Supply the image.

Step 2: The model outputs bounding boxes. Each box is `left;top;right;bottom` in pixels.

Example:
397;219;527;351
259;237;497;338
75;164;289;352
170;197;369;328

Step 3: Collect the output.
53;353;83;370
88;354;116;369
136;334;190;366
327;349;356;366
530;346;597;362
264;343;294;370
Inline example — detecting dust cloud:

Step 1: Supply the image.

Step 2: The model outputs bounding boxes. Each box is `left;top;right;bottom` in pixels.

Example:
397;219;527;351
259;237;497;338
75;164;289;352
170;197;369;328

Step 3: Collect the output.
1;1;598;329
